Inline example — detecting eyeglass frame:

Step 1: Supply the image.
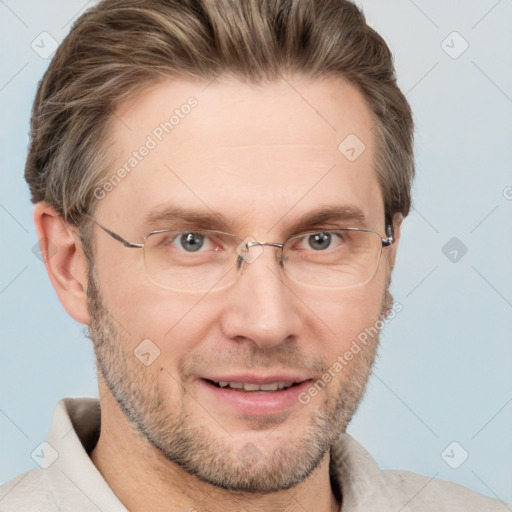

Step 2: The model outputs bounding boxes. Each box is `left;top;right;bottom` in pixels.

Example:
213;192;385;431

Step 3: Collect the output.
84;214;395;288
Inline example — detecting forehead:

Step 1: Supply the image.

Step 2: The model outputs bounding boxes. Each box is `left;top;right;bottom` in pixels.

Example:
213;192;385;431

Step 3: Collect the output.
100;74;384;234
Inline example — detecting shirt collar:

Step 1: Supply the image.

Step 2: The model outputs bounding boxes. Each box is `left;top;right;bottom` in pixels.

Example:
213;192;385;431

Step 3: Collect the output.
45;398;127;511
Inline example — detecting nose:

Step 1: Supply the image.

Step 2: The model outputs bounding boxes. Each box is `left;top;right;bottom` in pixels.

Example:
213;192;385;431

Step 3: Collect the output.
219;244;301;350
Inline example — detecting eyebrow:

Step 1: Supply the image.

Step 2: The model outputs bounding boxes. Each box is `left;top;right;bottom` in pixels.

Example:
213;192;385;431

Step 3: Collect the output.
295;205;369;231
141;207;231;233
140;204;370;236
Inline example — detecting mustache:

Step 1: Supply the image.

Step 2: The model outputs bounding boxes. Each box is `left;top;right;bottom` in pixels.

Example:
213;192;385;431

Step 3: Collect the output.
181;344;329;378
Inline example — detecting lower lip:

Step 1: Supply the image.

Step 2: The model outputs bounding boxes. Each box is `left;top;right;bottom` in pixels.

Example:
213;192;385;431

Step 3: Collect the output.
198;379;312;416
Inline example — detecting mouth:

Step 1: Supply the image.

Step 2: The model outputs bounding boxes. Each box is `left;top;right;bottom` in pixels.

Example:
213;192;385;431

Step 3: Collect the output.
204;379;302;392
197;375;314;416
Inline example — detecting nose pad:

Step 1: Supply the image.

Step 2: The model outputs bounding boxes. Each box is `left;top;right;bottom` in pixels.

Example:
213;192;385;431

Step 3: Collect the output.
235;238;283;272
235;237;264;269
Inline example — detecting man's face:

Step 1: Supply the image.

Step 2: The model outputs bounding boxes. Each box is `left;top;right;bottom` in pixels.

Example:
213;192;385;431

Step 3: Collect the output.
88;75;396;492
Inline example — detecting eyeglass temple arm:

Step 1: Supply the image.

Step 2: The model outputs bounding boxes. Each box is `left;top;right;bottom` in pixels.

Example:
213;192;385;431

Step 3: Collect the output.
85;215;143;249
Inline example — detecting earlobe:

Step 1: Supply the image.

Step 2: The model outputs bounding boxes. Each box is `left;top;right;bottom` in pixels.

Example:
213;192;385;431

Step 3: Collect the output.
33;203;91;325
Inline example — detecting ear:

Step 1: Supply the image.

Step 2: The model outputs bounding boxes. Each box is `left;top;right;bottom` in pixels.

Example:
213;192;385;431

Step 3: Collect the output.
386;212;404;272
33;202;91;325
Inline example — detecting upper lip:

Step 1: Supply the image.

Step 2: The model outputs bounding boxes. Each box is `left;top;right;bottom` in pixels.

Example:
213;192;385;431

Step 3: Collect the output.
201;373;312;385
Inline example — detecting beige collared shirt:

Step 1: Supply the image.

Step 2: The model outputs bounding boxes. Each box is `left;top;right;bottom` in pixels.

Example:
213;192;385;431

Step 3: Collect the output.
0;398;506;511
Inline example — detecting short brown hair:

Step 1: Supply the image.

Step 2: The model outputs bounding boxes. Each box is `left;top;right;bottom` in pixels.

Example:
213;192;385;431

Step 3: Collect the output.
25;0;414;227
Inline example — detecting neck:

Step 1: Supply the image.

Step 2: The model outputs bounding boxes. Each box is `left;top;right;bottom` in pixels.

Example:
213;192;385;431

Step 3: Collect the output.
91;386;340;512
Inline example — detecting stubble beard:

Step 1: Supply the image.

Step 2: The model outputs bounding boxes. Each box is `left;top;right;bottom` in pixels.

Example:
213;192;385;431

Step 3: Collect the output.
87;268;391;493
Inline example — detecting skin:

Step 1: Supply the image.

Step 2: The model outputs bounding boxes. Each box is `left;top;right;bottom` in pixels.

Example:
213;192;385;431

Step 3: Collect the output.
34;74;401;512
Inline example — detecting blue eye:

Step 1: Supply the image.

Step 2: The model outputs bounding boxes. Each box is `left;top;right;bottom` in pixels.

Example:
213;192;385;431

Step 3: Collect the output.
307;232;332;250
178;232;205;252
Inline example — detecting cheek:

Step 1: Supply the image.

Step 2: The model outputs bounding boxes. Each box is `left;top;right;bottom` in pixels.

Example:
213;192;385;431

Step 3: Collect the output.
97;264;220;359
303;281;385;360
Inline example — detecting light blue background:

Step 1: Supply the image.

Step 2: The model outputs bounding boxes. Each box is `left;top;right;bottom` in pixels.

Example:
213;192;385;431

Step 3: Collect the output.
1;0;511;505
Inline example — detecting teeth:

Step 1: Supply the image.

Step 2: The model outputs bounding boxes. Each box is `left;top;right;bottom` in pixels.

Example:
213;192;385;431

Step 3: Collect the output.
243;383;260;391
215;381;294;391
